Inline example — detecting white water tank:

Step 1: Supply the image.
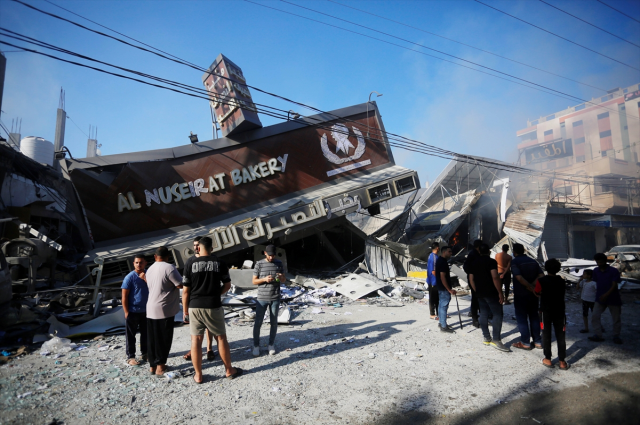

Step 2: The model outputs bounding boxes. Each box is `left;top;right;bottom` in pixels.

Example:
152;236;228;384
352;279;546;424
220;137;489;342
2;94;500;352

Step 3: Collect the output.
20;136;54;166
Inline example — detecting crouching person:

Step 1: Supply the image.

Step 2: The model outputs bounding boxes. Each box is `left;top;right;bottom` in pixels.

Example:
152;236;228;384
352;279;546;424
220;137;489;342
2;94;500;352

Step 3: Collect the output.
182;236;243;383
535;259;569;370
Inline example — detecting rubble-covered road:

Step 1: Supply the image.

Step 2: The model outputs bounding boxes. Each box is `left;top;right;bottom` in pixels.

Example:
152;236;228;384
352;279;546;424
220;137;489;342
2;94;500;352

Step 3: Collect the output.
1;293;639;425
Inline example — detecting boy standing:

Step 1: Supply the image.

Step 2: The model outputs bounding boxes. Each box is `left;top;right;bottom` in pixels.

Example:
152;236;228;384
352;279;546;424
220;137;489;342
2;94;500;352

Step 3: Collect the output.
122;254;149;366
577;269;596;334
534;258;568;370
252;245;286;356
426;243;440;320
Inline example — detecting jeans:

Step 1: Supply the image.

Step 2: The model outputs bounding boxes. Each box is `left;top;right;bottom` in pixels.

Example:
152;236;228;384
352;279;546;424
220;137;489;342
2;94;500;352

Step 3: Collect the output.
467;277;479;320
514;293;541;345
253;299;280;346
501;271;511;299
541;310;566;361
478;296;503;341
428;285;439;316
591;302;622;338
438;290;451;328
125;312;147;359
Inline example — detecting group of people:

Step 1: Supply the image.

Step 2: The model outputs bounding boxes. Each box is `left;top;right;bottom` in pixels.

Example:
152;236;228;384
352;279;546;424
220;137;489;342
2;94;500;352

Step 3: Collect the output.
426;240;624;369
121;237;286;383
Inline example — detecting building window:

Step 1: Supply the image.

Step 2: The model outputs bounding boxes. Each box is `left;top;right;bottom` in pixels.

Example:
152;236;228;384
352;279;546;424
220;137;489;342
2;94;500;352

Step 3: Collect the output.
597;112;609;120
620;105;626;110
575;104;585;111
599;129;612;138
575;137;585;144
544;130;553;136
601;150;610;157
572;120;583;127
576;155;585;162
518;132;537;142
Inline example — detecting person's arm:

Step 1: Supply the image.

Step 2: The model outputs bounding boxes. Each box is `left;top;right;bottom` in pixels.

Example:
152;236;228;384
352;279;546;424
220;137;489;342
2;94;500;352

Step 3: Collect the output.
600;271;621;302
221;280;231;295
182;286;190;317
491;269;504;304
468;274;477;292
168;267;183;289
440;271;456;295
122;288;130;318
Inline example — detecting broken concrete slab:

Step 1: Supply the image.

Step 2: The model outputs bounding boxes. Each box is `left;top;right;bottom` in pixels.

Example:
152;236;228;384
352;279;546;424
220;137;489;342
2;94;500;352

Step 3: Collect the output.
229;269;255;289
330;273;386;301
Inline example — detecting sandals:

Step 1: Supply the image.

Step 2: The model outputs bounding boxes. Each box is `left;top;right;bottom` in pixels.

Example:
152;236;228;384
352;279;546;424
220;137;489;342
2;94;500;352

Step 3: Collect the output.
512;342;533;350
226;367;244;380
559;361;570;371
542;359;554;369
193;375;204;384
127;358;140;366
183;351;192;361
155;365;168;376
149;366;157;375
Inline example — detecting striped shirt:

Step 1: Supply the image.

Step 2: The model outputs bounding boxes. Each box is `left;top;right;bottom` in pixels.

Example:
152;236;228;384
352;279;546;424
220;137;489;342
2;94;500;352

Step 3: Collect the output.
253;259;284;301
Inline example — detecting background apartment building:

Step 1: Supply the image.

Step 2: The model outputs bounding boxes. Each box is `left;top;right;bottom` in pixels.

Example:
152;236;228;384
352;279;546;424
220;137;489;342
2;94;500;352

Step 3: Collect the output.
516;83;640;260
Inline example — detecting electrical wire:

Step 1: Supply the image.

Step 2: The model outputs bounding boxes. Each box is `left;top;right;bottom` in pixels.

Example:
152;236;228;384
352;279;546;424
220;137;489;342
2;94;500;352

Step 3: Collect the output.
66;114;90;138
326;0;610;93
474;0;640;70
596;0;640;25
251;0;639;122
539;0;640;48
2;36;636;188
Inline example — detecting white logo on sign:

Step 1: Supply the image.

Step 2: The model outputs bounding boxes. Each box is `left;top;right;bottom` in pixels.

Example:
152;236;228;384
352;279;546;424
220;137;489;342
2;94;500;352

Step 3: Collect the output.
321;124;366;164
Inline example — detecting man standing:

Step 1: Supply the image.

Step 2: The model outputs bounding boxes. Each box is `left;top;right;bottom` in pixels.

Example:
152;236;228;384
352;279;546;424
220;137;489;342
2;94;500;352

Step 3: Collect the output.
495;244;512;304
463;240;482;327
436;246;456;333
510;243;544;350
145;246;182;376
426;242;440;320
183;236;216;362
182;237;243;383
122;253;149;366
469;244;509;352
589;253;623;344
252;245;286;356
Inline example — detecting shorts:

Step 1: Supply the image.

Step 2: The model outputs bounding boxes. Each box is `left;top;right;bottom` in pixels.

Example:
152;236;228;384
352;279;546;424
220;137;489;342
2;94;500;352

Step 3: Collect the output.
582;301;595;317
189;307;226;337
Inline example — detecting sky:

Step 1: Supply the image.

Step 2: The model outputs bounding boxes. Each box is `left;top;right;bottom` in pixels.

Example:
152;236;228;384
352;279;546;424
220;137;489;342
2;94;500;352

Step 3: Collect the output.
1;0;639;186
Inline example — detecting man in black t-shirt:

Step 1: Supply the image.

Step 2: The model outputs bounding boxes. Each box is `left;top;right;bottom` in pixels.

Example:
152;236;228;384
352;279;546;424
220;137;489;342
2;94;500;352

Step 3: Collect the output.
435;246;456;333
182;237;243;383
469;244;509;352
463;240;483;327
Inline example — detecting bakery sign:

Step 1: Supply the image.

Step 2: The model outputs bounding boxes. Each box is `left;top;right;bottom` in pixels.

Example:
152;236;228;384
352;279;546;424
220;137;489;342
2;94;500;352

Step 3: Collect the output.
117;155;289;213
523;139;573;164
321;123;371;177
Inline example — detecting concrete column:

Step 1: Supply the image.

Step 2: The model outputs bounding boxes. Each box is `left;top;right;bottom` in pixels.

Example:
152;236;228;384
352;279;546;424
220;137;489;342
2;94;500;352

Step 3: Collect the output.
53;108;66;170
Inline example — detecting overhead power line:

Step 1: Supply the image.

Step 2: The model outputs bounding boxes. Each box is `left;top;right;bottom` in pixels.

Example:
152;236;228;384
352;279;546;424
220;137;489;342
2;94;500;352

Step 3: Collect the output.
252;0;637;121
538;0;640;48
596;0;640;25
3;37;634;187
474;0;640;71
5;3;638;185
326;0;609;93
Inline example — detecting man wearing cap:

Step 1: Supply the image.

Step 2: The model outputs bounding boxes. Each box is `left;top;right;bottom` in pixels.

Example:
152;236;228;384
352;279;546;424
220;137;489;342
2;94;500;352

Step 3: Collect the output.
252;245;286;356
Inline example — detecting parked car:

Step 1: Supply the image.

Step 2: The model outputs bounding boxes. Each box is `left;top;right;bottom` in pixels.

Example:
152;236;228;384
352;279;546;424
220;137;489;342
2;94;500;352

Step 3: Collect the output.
605;245;640;282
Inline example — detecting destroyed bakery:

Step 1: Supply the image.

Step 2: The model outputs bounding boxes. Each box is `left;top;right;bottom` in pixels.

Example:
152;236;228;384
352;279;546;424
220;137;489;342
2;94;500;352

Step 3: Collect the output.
0;39;640;424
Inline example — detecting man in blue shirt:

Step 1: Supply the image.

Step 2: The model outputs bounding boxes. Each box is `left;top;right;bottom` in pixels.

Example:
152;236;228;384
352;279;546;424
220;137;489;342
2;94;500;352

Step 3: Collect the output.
510;243;544;350
122;253;150;366
589;253;623;344
426;242;440;319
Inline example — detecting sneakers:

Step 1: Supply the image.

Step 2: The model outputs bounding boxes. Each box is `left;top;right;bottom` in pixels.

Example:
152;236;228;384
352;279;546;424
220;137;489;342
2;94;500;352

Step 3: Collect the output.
483;337;491;346
252;346;260;357
490;340;510;352
472;320;480;328
268;345;276;355
440;326;455;333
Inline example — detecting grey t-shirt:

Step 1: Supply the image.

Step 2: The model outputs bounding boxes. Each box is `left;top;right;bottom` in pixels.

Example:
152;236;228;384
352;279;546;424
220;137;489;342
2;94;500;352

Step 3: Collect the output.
253;259;283;301
145;261;182;320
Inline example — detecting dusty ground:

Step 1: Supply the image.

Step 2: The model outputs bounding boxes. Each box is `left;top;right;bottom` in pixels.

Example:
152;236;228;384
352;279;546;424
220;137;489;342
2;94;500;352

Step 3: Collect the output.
1;291;639;425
